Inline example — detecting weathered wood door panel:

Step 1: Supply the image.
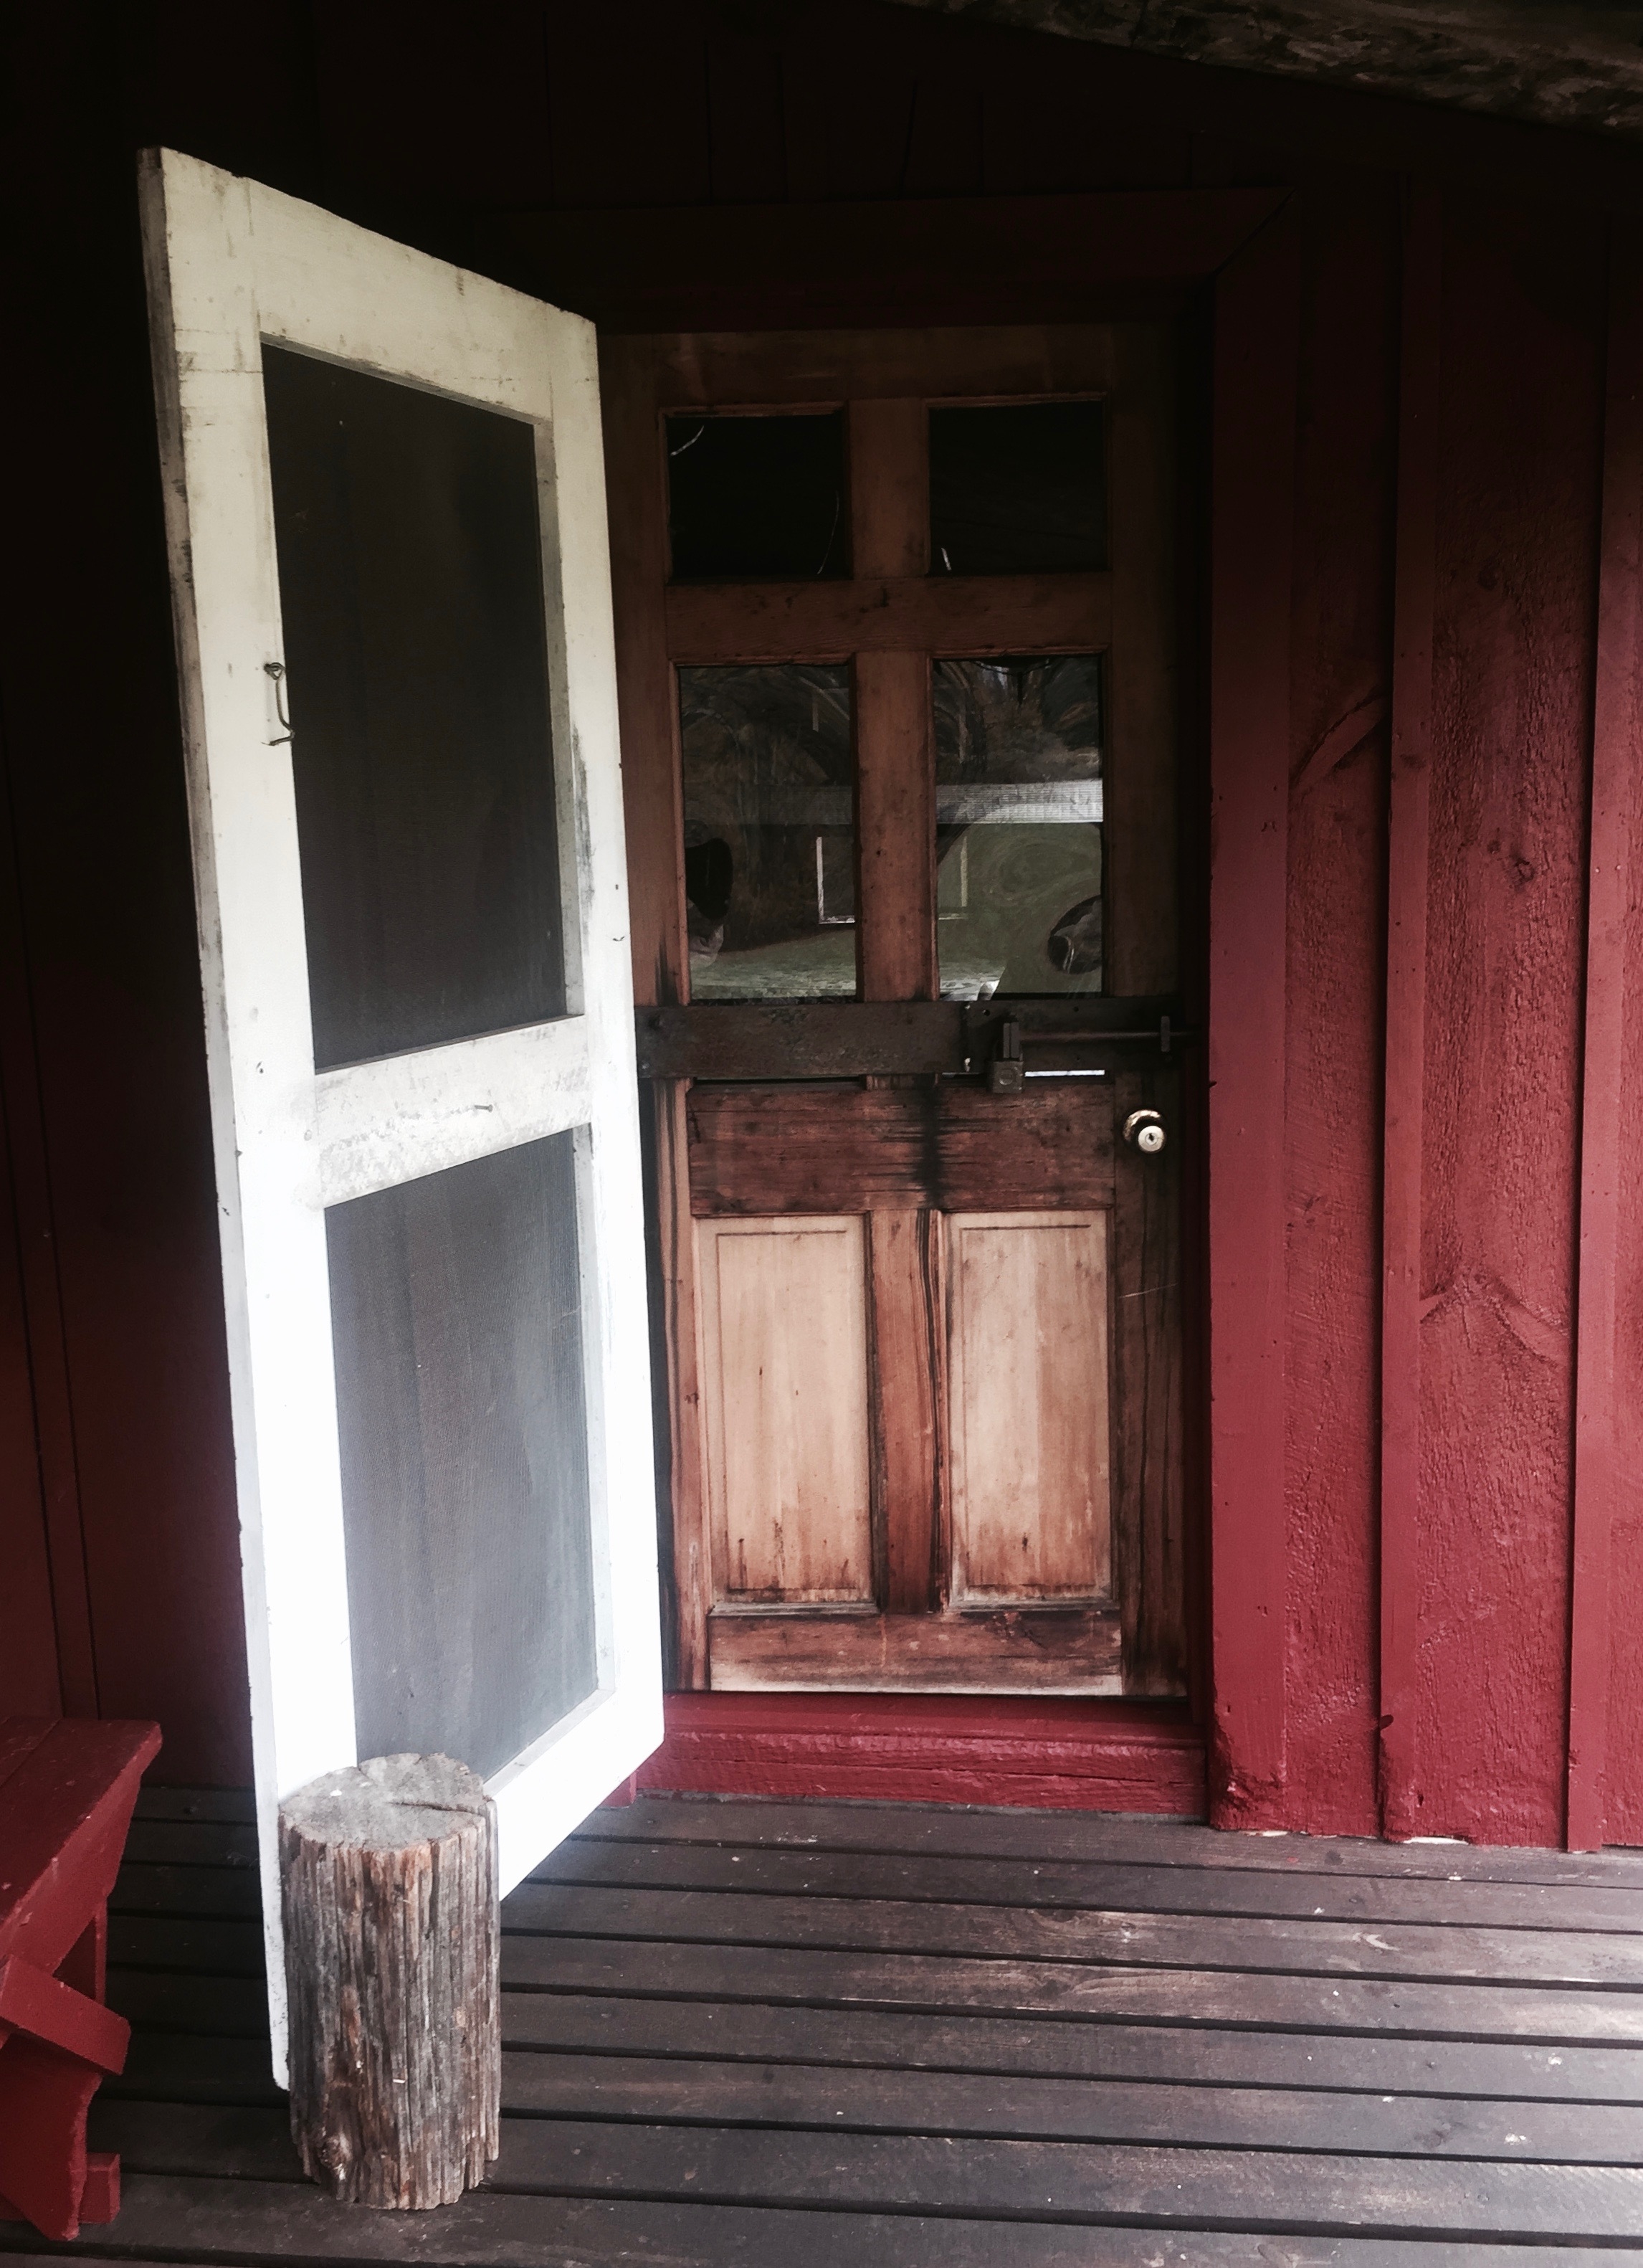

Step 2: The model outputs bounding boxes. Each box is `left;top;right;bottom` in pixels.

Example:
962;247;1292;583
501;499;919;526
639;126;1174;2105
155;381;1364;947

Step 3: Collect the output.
947;1211;1112;1606
698;1217;874;1605
608;323;1186;1698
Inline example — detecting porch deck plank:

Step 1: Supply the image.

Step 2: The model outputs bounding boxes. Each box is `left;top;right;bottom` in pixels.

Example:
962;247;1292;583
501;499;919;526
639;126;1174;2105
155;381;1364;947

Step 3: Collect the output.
538;1833;1643;1933
576;1797;1643;1888
11;1792;1643;2264
504;1879;1643;1985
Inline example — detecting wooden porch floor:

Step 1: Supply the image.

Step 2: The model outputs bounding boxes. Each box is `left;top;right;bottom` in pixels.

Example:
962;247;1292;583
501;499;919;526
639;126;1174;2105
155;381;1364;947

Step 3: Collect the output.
14;1788;1643;2264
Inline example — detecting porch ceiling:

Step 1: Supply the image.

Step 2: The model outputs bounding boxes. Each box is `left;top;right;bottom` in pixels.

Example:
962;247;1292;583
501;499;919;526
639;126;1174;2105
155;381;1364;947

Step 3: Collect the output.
890;0;1643;144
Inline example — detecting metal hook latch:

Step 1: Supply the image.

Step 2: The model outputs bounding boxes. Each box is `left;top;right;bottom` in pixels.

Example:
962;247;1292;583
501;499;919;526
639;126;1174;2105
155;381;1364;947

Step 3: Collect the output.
264;661;292;745
987;1016;1025;1096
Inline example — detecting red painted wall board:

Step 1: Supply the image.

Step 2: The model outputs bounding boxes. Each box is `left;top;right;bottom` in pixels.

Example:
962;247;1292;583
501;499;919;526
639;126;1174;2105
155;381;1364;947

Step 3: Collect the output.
1416;197;1606;1844
0;1095;60;1719
1207;202;1299;1828
1380;181;1443;1841
1581;224;1643;1851
4;9;252;1783
1282;178;1401;1838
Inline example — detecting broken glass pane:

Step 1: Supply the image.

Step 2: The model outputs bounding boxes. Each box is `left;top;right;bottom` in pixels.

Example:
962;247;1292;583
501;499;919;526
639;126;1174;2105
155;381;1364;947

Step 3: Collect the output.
930;401;1107;576
667;413;848;581
935;655;1104;1001
680;664;857;1000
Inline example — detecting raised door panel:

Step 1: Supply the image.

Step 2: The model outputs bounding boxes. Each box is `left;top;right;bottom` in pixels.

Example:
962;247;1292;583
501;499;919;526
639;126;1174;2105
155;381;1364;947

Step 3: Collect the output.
946;1210;1113;1605
697;1216;874;1605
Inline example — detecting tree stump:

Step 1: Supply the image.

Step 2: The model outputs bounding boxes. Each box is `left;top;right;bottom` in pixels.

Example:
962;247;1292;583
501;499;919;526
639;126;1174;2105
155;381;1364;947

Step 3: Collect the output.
278;1753;499;2209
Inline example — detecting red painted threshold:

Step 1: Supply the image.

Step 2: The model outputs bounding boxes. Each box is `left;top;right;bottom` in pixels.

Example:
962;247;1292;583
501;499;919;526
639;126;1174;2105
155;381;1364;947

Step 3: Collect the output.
632;1693;1206;1814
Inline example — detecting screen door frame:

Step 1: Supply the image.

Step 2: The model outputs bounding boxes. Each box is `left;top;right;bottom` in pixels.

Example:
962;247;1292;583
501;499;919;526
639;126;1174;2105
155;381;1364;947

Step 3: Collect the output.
140;147;662;2073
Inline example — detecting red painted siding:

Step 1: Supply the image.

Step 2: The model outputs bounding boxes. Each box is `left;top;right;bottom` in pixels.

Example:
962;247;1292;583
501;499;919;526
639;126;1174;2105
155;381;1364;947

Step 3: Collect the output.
2;0;1639;1840
1283;177;1400;1838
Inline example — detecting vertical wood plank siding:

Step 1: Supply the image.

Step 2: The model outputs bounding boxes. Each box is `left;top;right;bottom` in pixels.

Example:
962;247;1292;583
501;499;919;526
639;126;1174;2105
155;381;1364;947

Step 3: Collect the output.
1206;203;1299;1828
1568;220;1643;1851
3;0;1639;1836
1378;182;1442;1843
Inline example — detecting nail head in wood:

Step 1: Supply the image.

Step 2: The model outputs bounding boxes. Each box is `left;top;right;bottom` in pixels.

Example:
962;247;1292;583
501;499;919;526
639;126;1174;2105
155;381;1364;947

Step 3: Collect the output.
278;1753;499;2209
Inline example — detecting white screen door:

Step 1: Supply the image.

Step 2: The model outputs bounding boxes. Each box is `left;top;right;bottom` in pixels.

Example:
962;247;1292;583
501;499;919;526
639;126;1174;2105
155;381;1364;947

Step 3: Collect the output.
140;148;662;2075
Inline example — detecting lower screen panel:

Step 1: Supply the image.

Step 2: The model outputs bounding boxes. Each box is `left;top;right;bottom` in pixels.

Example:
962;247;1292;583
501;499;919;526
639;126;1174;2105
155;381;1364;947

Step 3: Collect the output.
325;1131;597;1780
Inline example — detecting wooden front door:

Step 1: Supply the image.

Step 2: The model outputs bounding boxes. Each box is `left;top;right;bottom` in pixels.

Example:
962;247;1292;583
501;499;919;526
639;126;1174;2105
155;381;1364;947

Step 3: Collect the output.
610;326;1186;1698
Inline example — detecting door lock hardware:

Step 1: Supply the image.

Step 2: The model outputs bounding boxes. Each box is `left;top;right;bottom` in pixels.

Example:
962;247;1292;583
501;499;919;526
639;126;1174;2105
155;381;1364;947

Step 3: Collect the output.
1123;1108;1167;1155
988;1016;1024;1095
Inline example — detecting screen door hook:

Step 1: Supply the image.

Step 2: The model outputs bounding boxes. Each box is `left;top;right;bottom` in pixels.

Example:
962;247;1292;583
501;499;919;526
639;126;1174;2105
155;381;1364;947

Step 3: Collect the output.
264;660;292;745
1123;1107;1167;1155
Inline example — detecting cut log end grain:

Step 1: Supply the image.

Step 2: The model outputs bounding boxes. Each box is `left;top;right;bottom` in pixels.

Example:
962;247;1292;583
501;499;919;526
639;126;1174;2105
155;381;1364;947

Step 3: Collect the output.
279;1753;500;2210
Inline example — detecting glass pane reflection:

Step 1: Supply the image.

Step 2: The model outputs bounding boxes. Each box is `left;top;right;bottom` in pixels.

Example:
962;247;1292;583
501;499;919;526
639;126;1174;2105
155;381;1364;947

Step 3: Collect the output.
935;656;1104;1001
680;664;857;1000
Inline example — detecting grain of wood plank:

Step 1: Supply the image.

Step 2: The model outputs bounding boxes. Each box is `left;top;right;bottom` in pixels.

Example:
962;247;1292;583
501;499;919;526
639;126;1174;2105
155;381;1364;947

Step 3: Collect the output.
65;2105;1643;2244
108;1914;266;1977
534;1836;1643;1934
497;2050;1643;2163
504;1935;1643;2041
121;1821;259;1869
576;1798;1643;1889
664;571;1110;665
105;2030;285;2108
501;1991;1643;2100
106;1966;272;2039
131;1788;258;1827
503;1883;1643;1988
10;2173;1628;2268
489;2122;1643;2239
115;1862;262;1919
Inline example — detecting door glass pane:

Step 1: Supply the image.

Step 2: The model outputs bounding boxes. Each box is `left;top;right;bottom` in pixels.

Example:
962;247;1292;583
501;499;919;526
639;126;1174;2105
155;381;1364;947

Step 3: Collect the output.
263;346;566;1071
681;664;857;1000
325;1131;596;1781
930;402;1107;575
935;656;1104;1002
667;413;848;581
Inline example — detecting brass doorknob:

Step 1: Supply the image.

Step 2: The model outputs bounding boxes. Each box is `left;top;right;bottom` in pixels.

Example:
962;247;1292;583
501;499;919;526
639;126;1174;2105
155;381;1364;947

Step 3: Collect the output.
1123;1108;1166;1155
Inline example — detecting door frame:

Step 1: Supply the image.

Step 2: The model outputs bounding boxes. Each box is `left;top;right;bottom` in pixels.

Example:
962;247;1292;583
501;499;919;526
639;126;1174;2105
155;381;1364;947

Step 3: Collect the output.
535;186;1297;1813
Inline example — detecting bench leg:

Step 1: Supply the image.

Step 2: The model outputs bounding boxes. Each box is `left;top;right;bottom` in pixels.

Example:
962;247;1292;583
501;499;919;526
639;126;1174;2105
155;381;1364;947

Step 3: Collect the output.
0;2037;103;2240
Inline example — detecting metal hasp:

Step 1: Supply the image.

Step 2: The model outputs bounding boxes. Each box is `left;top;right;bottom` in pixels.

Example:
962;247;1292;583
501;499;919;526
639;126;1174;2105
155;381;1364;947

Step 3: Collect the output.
986;1015;1025;1095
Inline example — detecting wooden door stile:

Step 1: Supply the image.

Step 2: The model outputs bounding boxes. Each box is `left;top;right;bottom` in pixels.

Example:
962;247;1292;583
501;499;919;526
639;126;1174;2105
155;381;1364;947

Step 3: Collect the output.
601;337;688;1011
652;1081;711;1689
868;1210;946;1616
1107;326;1180;1000
603;337;705;1683
1113;1066;1185;1693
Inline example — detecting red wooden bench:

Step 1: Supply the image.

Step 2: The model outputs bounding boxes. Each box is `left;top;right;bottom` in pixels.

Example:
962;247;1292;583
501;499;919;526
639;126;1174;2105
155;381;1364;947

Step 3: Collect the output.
0;1716;161;2241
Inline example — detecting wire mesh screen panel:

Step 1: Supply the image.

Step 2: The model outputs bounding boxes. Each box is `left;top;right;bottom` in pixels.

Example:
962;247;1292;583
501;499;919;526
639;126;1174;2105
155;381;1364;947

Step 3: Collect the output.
325;1131;597;1780
262;344;567;1070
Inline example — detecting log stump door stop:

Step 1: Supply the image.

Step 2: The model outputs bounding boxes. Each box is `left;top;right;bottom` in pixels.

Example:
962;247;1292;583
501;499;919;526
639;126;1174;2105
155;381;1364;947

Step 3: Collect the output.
611;326;1187;1698
141;150;663;2077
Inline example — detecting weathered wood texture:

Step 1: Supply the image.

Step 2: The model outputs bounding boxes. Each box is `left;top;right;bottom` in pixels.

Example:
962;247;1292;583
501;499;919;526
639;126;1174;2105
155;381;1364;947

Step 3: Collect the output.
687;1083;1117;1215
279;1757;499;2209
41;1785;1643;2266
637;1693;1201;1808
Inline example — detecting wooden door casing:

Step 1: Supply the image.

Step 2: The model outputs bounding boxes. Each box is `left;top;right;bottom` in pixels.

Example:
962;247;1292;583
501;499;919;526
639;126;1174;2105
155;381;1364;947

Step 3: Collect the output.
606;324;1185;1697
